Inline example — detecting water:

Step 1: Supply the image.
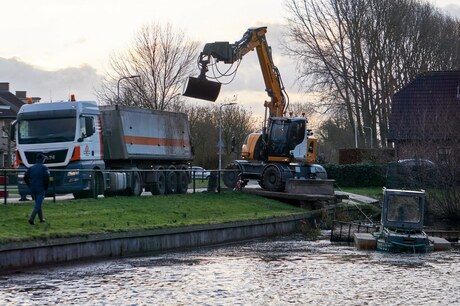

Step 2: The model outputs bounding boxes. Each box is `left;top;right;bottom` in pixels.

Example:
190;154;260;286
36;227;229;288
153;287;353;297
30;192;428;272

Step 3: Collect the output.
1;235;459;305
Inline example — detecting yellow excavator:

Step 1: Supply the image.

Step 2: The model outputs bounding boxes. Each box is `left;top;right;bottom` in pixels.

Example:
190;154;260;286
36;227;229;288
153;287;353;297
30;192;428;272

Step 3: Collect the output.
183;26;327;192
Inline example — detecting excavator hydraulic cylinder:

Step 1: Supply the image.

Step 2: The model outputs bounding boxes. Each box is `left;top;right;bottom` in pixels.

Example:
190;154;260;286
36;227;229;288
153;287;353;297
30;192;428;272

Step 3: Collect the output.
182;76;221;102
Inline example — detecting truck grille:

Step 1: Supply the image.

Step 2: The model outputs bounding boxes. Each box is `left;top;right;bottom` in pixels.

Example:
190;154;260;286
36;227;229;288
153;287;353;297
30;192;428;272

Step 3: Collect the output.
25;149;68;164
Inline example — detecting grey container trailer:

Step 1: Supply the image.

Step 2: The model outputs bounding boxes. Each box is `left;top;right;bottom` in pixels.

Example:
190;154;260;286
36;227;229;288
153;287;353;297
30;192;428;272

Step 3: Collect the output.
99;105;193;162
99;105;194;196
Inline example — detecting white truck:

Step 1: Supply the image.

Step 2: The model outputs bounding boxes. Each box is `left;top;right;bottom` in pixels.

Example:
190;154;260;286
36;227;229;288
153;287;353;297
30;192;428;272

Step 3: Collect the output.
12;100;193;198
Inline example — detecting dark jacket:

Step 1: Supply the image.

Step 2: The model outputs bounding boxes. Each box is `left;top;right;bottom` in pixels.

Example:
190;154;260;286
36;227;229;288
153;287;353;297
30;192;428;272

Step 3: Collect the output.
24;160;50;193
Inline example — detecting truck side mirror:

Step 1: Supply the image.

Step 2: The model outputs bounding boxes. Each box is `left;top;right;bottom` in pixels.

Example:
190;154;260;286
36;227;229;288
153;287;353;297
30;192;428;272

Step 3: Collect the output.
9;120;17;142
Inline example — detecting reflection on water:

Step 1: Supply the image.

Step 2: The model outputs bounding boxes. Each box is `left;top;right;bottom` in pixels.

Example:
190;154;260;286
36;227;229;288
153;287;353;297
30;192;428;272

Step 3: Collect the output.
1;235;459;305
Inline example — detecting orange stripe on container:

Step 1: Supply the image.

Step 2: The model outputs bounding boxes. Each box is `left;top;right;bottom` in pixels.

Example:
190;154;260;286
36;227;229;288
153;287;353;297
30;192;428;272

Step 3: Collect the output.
124;136;190;147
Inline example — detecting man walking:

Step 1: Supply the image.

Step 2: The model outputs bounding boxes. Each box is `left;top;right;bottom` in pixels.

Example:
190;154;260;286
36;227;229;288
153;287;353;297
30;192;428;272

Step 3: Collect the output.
24;153;50;225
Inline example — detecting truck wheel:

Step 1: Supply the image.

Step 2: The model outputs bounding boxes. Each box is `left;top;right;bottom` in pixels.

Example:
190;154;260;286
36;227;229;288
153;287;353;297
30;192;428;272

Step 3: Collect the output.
129;171;143;196
176;171;189;194
166;170;177;194
223;163;241;188
261;165;285;192
91;171;104;199
73;192;85;199
73;171;103;199
151;171;166;195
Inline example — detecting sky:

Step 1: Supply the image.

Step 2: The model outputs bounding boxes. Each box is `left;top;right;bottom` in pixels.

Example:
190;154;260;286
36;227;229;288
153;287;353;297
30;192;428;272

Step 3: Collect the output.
1;0;459;117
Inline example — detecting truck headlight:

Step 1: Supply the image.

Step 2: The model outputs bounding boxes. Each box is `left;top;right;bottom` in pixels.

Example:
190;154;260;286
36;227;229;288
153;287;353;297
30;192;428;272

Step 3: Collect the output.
67;171;80;177
17;173;25;183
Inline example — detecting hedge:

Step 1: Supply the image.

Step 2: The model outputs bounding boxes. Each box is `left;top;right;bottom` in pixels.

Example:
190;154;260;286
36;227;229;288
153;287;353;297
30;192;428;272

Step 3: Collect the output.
323;163;440;188
323;164;387;187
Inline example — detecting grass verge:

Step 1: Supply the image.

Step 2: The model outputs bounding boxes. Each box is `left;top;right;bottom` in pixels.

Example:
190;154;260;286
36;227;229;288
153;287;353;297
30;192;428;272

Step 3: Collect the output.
0;192;307;244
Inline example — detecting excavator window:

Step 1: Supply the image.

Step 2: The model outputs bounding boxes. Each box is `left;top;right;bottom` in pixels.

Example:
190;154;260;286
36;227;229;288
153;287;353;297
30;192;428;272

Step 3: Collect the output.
267;120;307;157
268;121;289;156
287;121;305;149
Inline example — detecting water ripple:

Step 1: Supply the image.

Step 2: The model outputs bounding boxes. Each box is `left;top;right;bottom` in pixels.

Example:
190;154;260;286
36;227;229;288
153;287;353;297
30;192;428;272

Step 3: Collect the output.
1;235;459;305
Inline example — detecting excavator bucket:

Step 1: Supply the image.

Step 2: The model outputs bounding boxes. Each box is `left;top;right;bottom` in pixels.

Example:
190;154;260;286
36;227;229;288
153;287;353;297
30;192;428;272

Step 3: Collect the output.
183;76;221;102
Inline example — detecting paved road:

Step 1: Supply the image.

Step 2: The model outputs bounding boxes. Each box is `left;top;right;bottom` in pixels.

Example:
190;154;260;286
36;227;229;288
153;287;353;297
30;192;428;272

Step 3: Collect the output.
3;180;379;206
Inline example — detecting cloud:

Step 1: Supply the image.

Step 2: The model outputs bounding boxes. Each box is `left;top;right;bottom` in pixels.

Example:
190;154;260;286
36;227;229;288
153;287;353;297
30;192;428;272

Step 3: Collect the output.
443;4;460;18
64;38;88;48
0;57;101;101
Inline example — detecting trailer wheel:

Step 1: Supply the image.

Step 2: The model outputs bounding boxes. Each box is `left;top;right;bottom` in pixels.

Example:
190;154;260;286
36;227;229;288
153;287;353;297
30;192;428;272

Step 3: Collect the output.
166;169;177;194
176;171;189;194
261;165;285;192
129;171;143;196
151;171;166;195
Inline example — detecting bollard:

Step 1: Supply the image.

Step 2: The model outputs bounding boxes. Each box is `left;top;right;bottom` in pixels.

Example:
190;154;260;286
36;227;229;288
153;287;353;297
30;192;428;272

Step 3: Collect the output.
207;172;218;192
0;171;8;205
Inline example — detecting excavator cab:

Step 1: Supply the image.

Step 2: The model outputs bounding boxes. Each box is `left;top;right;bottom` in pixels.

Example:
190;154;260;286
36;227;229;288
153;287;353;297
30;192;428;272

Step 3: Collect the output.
266;118;306;161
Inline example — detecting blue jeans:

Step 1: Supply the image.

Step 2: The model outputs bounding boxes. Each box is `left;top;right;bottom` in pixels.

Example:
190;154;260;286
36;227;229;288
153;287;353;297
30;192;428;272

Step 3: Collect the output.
30;191;45;222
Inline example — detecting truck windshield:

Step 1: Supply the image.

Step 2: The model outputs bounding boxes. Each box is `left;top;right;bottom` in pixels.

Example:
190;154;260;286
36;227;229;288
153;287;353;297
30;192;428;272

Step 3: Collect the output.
18;117;76;144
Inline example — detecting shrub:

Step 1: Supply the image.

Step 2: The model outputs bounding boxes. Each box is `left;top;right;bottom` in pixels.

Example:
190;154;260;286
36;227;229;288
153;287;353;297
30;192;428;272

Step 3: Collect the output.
324;164;386;187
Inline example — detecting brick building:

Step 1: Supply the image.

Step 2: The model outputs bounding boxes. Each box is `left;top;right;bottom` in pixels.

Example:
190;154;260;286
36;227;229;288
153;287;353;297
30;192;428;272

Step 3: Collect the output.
388;71;460;164
0;82;40;167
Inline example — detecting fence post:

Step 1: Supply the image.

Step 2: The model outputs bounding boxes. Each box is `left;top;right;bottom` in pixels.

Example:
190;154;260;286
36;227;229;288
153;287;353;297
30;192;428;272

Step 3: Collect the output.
330;220;335;241
192;170;196;194
3;170;7;205
51;174;56;203
218;170;221;193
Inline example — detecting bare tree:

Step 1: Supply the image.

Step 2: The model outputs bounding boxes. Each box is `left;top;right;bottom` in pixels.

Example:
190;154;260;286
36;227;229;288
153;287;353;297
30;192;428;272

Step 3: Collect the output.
182;103;257;169
286;101;316;118
97;22;199;111
284;0;460;148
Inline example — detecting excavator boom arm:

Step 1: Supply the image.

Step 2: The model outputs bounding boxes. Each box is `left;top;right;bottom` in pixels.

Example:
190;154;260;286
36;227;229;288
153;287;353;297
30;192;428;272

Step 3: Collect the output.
184;27;286;117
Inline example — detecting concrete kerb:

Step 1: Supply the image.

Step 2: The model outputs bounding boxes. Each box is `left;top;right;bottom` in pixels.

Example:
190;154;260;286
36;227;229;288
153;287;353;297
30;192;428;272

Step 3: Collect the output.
0;212;321;272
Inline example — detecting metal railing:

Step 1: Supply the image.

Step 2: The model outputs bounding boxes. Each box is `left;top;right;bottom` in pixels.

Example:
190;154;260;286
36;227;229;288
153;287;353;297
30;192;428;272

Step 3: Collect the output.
0;168;239;205
330;220;379;243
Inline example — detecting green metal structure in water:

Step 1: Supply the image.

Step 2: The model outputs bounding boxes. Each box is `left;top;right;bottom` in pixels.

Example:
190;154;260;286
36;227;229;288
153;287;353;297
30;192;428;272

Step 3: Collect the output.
375;188;433;252
354;188;451;253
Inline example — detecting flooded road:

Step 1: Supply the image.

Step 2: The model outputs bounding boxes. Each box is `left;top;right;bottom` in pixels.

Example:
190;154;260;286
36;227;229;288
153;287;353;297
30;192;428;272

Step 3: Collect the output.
1;235;459;305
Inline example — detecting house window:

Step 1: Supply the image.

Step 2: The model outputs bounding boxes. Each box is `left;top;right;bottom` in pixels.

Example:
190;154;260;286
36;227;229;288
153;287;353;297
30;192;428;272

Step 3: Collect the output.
437;147;452;164
2;153;7;168
0;121;6;138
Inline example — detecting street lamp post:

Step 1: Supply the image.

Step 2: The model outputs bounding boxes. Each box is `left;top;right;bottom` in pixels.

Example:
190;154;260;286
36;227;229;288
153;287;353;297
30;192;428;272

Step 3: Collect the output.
364;126;373;148
354;123;358;148
117;75;140;103
218;102;237;192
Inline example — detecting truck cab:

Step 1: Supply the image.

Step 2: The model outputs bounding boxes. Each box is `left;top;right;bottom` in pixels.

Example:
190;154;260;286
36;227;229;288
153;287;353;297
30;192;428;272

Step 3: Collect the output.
12;101;104;197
